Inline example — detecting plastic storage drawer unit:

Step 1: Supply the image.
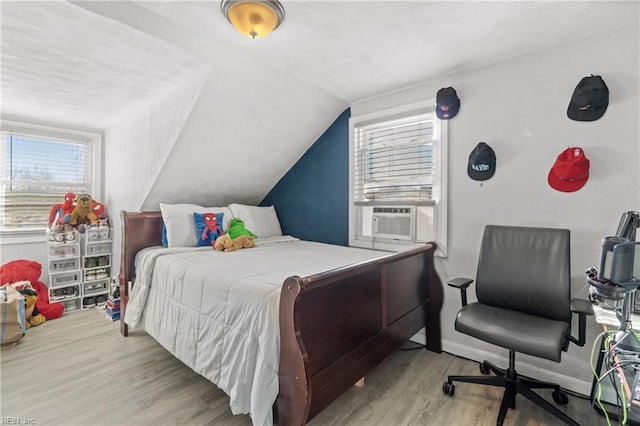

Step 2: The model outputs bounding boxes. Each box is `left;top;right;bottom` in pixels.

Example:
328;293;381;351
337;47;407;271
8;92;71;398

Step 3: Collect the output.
82;279;109;296
48;243;80;259
48;257;80;274
85;241;112;255
62;298;81;312
50;270;82;288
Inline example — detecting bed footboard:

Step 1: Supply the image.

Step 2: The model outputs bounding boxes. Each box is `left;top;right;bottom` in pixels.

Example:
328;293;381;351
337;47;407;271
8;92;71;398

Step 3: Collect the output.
278;243;443;425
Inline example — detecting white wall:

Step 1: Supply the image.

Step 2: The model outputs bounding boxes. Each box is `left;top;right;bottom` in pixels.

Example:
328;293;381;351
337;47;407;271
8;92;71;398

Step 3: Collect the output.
77;1;347;211
352;27;639;394
77;1;347;277
104;66;211;275
0;242;49;286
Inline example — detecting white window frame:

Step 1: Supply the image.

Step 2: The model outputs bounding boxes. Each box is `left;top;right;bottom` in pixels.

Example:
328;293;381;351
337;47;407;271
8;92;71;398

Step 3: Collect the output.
1;119;103;244
348;100;448;256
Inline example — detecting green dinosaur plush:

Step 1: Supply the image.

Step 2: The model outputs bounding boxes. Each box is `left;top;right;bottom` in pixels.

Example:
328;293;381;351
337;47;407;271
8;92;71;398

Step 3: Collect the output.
226;218;257;239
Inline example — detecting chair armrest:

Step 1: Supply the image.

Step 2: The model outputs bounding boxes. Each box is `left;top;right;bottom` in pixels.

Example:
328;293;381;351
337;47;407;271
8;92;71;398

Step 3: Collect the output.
569;298;594;347
448;278;474;289
570;298;594;316
447;278;474;307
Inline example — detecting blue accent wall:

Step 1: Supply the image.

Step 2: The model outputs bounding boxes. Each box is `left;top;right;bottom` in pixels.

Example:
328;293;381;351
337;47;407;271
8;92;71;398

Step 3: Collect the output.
260;108;350;246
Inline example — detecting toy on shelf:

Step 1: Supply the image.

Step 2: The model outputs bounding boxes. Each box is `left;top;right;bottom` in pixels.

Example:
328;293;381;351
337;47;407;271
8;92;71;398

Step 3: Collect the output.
91;200;107;221
69;194;99;230
50;193;108;234
48;193;109;233
47;192;75;232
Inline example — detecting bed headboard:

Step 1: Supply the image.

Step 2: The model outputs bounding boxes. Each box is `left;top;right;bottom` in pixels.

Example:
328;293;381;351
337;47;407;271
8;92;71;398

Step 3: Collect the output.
119;211;163;336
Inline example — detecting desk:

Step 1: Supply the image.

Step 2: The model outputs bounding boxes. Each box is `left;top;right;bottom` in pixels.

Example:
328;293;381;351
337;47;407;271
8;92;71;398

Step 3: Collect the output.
592;305;640;424
594;304;640;331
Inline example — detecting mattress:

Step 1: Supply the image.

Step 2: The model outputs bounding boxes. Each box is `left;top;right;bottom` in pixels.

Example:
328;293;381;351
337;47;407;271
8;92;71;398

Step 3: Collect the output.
124;236;383;425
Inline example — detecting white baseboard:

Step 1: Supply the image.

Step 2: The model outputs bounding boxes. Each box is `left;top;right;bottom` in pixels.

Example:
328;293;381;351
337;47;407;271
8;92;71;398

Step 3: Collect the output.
442;339;592;396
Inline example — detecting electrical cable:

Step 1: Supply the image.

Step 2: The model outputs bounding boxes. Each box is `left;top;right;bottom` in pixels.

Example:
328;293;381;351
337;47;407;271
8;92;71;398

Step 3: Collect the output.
621;377;628;425
592;330;614;425
600;331;640;425
604;337;625;422
594;331;639;424
604;357;624;422
597;360;640;388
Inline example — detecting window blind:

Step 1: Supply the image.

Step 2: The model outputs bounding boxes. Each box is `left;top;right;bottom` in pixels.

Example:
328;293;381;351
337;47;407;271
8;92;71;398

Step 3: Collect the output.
353;111;436;204
1;130;93;231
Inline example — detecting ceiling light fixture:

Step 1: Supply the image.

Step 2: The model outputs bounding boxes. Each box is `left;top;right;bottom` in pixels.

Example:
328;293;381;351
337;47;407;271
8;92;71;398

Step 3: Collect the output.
221;0;285;39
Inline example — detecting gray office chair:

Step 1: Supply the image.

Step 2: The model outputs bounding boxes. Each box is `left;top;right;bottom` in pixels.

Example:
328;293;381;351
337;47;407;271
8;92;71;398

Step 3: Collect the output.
443;225;593;425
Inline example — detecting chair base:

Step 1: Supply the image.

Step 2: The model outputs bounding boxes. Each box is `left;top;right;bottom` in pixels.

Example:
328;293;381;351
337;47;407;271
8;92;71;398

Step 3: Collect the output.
443;353;579;426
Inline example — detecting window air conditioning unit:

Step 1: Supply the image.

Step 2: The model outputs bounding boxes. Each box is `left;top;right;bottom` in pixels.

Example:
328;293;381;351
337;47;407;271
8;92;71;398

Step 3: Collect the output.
372;207;414;240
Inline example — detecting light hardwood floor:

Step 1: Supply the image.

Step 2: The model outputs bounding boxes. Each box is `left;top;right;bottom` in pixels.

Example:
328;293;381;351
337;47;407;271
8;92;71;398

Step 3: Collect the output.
1;309;609;425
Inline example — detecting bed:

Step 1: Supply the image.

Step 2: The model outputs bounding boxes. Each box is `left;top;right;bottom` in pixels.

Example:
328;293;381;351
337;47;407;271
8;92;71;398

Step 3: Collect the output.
118;209;443;425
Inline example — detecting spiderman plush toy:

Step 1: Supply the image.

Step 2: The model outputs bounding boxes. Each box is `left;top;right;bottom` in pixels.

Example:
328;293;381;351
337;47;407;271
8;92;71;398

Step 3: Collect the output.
47;192;75;229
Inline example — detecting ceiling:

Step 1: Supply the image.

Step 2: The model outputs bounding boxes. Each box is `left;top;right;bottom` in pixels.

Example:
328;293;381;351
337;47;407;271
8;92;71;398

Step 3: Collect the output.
1;1;638;129
1;1;209;129
134;0;639;103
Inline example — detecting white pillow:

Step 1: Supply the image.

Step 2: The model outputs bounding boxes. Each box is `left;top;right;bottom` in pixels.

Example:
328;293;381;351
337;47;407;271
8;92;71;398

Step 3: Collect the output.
228;203;283;238
160;203;233;247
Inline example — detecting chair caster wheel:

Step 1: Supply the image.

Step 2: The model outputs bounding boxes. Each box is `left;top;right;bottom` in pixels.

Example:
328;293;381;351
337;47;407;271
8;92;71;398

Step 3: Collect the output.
479;361;491;375
443;381;455;396
552;389;569;405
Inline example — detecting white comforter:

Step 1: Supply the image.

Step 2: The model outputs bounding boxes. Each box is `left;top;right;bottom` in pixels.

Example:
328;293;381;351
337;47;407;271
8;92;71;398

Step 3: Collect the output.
124;236;382;425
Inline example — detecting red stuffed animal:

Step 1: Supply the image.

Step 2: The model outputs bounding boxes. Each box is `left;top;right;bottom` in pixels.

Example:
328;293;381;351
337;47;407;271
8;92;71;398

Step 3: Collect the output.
48;192;76;229
91;200;107;220
0;259;64;320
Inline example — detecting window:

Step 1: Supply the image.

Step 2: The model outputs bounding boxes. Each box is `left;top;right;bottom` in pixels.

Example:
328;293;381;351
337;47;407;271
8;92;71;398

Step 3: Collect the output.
349;101;448;255
1;122;102;235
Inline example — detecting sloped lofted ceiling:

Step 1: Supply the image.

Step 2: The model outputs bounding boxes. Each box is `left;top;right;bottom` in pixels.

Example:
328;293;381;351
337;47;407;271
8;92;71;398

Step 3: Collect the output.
1;0;210;129
133;0;638;103
2;1;638;212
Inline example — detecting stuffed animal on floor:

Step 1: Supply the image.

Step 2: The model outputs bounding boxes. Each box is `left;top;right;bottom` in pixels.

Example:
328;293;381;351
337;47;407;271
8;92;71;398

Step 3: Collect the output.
12;283;46;328
0;259;64;320
69;194;99;230
214;234;255;252
226;218;257;240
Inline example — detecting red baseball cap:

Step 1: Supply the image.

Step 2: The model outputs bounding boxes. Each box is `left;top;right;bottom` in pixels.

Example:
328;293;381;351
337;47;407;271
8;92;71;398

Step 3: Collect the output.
548;147;590;192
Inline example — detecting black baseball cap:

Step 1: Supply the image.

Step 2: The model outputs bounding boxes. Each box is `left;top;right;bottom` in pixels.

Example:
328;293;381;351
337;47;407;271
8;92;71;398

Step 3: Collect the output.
567;75;609;121
436;87;460;120
467;142;496;181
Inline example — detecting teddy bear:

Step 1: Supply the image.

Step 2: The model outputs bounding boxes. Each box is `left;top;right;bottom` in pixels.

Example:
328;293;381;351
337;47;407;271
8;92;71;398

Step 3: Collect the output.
214;234;256;252
69;193;99;229
0;259;64;320
226;218;257;239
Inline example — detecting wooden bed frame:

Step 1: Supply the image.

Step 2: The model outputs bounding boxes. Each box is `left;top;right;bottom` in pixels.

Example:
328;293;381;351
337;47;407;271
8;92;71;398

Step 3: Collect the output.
118;211;444;425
